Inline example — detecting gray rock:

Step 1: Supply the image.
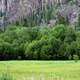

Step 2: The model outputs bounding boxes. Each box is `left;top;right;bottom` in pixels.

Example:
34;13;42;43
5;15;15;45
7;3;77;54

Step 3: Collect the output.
0;0;80;27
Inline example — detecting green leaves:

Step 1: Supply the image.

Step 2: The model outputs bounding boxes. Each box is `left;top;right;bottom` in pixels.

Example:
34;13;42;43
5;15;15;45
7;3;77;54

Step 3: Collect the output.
0;24;79;60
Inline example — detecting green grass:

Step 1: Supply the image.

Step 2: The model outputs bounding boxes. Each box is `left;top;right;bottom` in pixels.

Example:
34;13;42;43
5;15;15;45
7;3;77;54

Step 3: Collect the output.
0;61;80;80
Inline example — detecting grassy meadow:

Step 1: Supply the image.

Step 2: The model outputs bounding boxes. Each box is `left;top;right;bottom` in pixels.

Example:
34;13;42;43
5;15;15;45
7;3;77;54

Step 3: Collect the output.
0;61;80;80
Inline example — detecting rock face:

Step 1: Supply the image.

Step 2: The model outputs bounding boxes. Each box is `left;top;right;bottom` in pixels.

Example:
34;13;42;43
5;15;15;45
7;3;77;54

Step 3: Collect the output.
7;0;40;22
0;0;80;26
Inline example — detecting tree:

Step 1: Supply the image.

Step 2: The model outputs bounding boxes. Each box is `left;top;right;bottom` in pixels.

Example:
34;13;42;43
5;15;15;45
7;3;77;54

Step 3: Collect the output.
52;24;66;41
64;27;76;44
58;42;69;60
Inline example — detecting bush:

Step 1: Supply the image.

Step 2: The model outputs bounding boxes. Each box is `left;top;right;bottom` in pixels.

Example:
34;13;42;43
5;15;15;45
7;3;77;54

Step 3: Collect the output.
0;24;79;60
58;42;69;60
25;38;49;60
51;24;66;41
25;36;62;60
57;15;69;25
0;40;21;60
73;55;79;62
64;27;76;44
25;40;39;59
40;45;51;60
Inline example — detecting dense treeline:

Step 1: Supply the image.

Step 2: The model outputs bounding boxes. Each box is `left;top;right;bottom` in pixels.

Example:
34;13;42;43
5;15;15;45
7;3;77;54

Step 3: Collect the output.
0;24;80;60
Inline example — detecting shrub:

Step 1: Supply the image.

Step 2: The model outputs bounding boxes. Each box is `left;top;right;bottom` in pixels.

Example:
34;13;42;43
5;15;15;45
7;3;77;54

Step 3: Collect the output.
73;55;79;62
0;24;79;60
40;45;52;60
25;37;50;60
57;14;69;25
51;24;66;41
0;40;21;60
58;42;69;60
64;27;76;44
68;55;72;60
25;40;40;59
25;36;62;60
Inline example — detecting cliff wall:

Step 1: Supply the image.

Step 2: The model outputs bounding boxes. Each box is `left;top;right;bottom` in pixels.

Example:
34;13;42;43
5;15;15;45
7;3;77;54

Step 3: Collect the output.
0;0;80;26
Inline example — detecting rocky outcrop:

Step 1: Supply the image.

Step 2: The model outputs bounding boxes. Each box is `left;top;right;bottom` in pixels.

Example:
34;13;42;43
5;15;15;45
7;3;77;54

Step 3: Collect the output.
0;0;80;27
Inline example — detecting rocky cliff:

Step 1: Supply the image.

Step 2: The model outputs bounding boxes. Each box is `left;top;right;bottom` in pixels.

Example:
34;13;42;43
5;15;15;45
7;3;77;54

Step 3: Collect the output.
0;0;80;27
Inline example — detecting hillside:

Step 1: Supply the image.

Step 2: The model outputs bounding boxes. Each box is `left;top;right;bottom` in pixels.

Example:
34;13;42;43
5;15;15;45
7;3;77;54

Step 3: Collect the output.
0;0;80;27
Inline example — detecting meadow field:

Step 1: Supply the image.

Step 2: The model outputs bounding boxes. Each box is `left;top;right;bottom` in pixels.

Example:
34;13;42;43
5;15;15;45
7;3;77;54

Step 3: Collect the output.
0;61;80;80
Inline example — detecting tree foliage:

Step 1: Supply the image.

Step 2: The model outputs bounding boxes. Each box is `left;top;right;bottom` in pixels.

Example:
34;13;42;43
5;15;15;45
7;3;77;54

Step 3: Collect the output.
0;24;79;60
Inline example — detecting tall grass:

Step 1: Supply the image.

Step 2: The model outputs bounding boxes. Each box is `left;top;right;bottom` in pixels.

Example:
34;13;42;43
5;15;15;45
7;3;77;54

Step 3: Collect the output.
0;73;14;80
